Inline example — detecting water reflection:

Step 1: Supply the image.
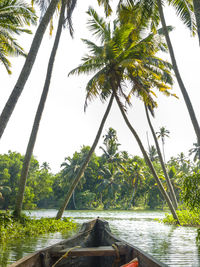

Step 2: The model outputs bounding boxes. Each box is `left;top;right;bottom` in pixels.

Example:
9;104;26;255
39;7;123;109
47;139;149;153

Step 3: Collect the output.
0;210;199;266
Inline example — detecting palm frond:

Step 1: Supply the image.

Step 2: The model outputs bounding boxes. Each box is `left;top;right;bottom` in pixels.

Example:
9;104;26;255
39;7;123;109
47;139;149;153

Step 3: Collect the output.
87;7;111;43
64;0;77;37
97;0;112;17
169;0;197;35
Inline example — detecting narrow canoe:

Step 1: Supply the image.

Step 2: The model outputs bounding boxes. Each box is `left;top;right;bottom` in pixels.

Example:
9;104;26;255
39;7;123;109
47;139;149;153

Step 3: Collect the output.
10;218;168;267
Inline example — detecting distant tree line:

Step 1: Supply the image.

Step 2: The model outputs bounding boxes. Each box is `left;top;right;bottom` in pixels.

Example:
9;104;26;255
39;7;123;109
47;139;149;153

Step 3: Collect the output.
0;128;199;211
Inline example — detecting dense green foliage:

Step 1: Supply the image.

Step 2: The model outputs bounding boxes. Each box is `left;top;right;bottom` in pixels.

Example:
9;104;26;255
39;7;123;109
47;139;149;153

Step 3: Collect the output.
1;128;200;213
0;210;77;242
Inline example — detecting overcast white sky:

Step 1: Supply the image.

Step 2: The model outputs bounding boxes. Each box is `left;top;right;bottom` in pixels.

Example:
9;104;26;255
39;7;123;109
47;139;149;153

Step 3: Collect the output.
0;1;199;173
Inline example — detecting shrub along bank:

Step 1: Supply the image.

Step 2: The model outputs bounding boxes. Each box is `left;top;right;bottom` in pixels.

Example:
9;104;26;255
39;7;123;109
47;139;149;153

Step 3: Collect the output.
0;211;77;242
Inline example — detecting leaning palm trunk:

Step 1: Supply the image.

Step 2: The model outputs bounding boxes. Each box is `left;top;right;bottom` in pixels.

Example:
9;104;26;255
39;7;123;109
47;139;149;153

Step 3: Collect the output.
14;0;66;218
193;0;200;45
157;0;200;160
0;0;60;140
113;90;180;223
56;94;114;219
145;105;178;210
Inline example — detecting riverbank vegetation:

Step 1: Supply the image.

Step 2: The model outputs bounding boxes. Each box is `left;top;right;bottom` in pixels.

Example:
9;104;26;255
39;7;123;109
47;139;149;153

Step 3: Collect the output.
0;210;77;243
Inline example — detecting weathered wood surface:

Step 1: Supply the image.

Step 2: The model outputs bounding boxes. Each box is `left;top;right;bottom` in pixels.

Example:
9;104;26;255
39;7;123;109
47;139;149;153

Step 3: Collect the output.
51;245;127;257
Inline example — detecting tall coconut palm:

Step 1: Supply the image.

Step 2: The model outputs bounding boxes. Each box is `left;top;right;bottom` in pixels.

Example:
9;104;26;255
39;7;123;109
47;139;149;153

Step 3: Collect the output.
56;7;180;222
134;0;200;159
148;145;159;162
0;0;37;74
128;162;145;208
61;156;83;209
156;126;170;163
100;128;121;164
145;106;178;209
13;0;77;218
96;163;122;209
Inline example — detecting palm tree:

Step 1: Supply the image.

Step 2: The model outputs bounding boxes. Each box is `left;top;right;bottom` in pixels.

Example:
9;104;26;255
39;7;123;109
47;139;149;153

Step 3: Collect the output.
0;0;37;74
156;126;170;163
61;156;83;209
135;0;200;159
96;164;122;209
57;6;180;222
128;162;145;208
13;0;77;218
148;145;158;162
100;128;121;164
145;106;178;209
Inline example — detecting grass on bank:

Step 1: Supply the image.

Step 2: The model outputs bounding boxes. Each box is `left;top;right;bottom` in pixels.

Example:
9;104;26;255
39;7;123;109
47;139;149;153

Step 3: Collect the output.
0;210;77;242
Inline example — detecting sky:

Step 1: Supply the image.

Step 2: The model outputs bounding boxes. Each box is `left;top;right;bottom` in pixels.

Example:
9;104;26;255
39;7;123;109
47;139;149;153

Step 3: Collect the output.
0;1;200;173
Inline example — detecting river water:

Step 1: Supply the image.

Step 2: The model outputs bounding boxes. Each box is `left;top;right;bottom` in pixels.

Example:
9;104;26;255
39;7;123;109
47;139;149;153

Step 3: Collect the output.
0;210;200;267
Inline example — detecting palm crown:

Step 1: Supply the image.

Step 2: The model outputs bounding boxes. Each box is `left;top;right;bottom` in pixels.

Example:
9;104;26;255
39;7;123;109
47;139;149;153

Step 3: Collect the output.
69;6;175;112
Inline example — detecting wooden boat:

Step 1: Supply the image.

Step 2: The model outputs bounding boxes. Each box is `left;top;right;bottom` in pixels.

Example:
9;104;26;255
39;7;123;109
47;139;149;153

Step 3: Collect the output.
10;218;168;267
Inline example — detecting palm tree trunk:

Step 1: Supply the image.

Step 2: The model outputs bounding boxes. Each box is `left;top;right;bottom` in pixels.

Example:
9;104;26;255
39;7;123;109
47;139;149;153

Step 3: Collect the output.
72;190;76;209
162;138;166;164
56;94;114;219
113;90;180;224
13;0;66;218
157;0;200;160
145;105;178;210
0;0;60;140
128;188;135;209
193;0;200;45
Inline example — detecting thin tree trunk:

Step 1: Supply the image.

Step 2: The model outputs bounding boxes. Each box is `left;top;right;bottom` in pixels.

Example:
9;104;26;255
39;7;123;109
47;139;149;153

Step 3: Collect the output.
128;179;138;209
128;188;135;209
145;105;178;210
157;0;200;160
162;139;166;164
72;190;76;209
113;90;180;224
56;94;114;219
0;0;60;139
14;0;66;218
193;0;200;45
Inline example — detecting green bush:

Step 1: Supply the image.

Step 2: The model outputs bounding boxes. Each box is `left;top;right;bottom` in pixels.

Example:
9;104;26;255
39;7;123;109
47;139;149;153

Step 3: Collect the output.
181;171;200;212
0;211;77;242
161;209;200;226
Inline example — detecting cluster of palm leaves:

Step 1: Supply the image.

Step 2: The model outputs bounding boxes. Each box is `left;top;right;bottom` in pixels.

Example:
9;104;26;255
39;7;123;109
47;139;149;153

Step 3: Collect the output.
0;0;37;73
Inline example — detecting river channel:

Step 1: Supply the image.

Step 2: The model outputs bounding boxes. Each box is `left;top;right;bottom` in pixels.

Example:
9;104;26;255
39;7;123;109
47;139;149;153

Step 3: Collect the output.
0;210;200;266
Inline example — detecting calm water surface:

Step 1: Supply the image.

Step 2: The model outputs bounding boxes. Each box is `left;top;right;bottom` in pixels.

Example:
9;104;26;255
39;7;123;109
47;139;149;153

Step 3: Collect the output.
0;210;200;267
